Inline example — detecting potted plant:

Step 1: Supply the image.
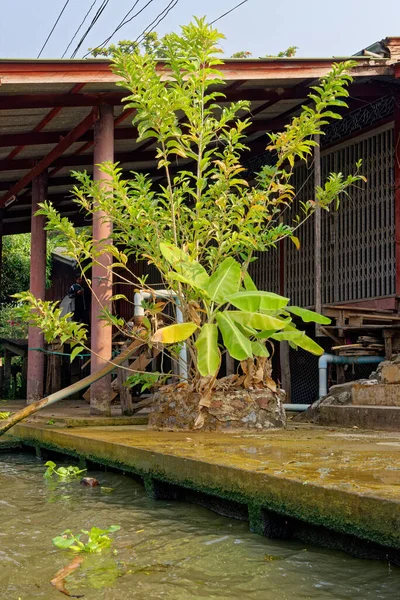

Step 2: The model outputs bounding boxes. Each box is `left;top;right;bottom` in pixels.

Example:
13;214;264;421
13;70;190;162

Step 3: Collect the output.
16;18;364;430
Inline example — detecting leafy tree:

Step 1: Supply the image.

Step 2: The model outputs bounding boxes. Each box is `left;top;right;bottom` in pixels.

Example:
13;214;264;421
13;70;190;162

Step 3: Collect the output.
232;46;298;59
15;18;364;418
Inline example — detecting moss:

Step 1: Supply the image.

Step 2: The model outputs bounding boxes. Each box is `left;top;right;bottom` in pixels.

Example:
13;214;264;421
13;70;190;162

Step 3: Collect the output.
11;423;400;552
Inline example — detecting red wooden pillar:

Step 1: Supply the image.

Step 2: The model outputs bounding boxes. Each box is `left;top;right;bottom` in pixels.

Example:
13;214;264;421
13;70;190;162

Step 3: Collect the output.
27;171;47;403
395;103;400;300
90;105;114;415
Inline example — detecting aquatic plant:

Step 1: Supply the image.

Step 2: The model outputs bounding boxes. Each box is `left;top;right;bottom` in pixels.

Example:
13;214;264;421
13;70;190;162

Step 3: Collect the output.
44;460;87;480
0;411;12;420
52;526;121;553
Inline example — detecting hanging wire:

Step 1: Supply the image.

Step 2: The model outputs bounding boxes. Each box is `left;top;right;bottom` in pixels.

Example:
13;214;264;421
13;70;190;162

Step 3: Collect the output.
62;0;99;58
37;0;72;58
135;0;179;46
209;0;250;25
83;0;156;57
70;0;111;58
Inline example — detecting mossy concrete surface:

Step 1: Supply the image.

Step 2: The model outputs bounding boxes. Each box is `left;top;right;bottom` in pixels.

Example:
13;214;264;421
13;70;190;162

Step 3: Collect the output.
0;434;21;451
0;399;148;427
11;422;400;550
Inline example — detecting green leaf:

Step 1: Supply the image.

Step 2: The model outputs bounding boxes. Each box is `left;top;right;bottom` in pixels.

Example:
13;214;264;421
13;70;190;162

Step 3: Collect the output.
229;311;288;331
52;536;76;549
243;271;257;291
206;257;241;302
251;341;269;357
286;306;331;324
160;242;209;289
227;291;289;312
215;312;252;361
152;322;198;344
272;330;325;355
70;345;84;362
195;323;221;376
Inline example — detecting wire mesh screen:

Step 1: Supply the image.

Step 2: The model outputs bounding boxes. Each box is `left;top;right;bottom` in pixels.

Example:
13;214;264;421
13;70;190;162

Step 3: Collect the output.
288;334;378;404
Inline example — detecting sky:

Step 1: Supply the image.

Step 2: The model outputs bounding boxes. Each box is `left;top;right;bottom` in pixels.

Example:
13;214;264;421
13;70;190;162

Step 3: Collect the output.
0;0;399;60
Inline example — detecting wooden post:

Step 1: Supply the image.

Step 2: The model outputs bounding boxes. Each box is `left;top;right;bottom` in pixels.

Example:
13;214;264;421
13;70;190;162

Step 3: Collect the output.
226;353;235;376
0;208;3;292
90;105;114;415
3;349;11;395
314;134;323;336
116;353;134;416
27;171;47;403
278;230;291;401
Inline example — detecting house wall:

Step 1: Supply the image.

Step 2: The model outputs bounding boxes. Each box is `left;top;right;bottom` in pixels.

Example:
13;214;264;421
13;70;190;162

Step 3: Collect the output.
248;98;396;308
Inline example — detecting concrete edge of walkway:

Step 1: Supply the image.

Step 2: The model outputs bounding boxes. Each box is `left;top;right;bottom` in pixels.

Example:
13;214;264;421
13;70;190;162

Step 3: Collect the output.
8;423;400;561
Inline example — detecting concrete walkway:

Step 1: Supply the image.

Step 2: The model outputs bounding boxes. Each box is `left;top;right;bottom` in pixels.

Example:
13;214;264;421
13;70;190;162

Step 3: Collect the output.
6;420;400;554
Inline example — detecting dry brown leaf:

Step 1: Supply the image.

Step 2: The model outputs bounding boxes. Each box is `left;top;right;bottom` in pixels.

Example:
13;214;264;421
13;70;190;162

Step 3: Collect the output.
50;555;85;597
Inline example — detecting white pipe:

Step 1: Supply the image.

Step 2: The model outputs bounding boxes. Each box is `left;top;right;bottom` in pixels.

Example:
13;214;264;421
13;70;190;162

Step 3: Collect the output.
133;290;188;381
318;353;384;398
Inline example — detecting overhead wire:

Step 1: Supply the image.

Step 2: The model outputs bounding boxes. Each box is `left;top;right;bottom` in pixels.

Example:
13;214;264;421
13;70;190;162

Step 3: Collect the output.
209;0;250;25
70;0;111;58
62;0;99;58
134;0;179;45
83;0;156;57
37;0;72;58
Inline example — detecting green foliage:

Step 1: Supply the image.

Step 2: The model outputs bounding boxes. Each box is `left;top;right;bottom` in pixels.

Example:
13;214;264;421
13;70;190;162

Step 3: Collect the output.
156;249;329;371
0;303;28;339
0;234;53;305
44;460;87;479
124;371;162;392
52;525;120;553
14;18;366;404
0;412;12;419
12;292;88;359
232;46;298;59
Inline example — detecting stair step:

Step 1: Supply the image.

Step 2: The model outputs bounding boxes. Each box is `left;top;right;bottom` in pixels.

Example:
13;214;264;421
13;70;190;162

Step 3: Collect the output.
316;405;400;431
352;383;400;407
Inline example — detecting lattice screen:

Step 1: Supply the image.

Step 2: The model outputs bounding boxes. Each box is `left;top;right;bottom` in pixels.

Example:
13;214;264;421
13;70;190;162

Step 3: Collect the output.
252;124;395;305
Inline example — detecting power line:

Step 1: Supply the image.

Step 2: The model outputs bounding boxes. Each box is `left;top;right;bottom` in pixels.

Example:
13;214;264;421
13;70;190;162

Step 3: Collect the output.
70;0;111;58
62;0;99;58
135;0;179;45
84;0;156;57
37;0;72;58
209;0;250;25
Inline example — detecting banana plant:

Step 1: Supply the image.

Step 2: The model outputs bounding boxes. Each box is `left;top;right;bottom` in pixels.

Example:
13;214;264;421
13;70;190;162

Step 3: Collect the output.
151;242;330;378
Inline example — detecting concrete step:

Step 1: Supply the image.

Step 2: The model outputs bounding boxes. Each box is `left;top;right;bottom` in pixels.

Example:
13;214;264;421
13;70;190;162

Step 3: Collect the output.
352;383;400;407
316;405;400;431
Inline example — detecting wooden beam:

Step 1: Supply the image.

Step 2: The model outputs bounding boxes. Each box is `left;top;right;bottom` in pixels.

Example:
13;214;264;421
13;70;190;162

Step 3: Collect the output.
0;126;138;149
0;109;98;207
6;83;86;160
0;92;126;110
0;58;390;85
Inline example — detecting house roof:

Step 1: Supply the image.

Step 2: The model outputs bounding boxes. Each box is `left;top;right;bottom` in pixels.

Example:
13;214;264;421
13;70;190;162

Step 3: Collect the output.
0;50;399;235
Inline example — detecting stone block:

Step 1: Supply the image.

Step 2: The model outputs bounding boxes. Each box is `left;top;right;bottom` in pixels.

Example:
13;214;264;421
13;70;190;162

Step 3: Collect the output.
352;383;400;407
316;405;400;431
380;362;400;384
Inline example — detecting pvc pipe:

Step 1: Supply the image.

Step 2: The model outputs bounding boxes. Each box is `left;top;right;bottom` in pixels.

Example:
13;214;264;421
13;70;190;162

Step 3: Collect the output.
134;289;188;381
283;404;310;412
318;353;383;398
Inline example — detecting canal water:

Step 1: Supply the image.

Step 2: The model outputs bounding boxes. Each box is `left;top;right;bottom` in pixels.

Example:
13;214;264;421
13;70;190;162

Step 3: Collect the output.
0;453;399;599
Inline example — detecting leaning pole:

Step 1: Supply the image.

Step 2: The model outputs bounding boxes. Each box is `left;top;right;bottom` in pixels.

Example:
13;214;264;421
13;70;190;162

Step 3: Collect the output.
0;339;144;437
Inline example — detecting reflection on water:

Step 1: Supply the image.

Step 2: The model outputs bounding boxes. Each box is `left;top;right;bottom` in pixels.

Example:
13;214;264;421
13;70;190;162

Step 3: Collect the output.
0;453;399;599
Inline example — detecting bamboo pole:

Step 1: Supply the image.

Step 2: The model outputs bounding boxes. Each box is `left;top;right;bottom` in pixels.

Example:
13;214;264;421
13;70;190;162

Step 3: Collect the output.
0;339;144;437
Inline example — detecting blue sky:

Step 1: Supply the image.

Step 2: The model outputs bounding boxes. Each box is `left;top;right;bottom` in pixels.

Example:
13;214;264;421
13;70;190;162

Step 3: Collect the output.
0;0;399;59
